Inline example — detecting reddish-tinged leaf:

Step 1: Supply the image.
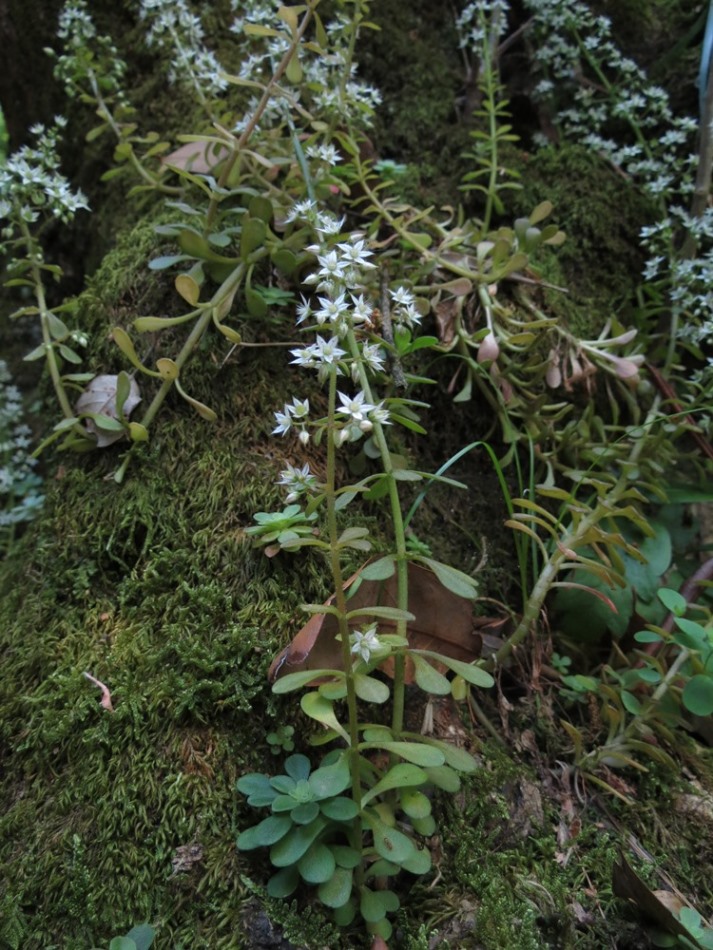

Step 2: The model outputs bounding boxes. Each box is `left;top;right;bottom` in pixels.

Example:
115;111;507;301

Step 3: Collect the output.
550;581;618;613
268;561;483;683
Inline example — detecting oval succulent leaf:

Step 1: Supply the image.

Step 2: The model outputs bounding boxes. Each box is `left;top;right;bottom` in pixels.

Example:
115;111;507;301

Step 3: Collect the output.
269;817;327;867
318;866;353;908
267;866;300;899
298;842;336;884
237;814;292;850
309;755;351;799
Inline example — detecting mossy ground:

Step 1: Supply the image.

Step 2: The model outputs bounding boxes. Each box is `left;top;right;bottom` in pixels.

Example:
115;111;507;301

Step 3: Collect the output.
2;2;713;948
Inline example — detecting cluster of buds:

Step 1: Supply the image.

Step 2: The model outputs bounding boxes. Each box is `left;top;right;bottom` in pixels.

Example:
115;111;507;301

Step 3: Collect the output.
546;323;644;393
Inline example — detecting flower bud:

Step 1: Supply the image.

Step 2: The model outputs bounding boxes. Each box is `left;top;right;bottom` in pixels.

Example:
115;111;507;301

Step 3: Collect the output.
477;332;500;364
298;429;310;446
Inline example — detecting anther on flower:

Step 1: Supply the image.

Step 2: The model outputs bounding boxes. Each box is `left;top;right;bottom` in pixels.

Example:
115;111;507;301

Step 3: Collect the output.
314;292;350;325
350;625;381;664
277;462;318;502
336;239;376;270
336;390;375;425
272;397;310;435
390;286;415;308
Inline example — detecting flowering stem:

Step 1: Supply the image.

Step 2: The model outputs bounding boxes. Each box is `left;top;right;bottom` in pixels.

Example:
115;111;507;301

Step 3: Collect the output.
345;328;408;736
205;1;319;231
324;366;364;875
19;221;80;429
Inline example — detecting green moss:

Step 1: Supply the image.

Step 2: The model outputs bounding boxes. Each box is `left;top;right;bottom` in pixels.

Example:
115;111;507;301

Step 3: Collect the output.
359;0;472;207
513;144;656;336
0;298;337;946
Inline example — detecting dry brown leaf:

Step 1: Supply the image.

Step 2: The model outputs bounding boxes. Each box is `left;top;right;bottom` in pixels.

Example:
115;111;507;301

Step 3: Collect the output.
75;374;141;447
162;141;229;174
269;561;482;682
434;299;458;347
612;854;694;941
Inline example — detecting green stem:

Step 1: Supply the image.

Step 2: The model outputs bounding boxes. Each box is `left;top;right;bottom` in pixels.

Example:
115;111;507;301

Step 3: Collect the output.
114;263;246;482
344;328;408;737
324;367;363;881
20;222;82;431
490;397;662;671
87;69;182;196
205;1;319;231
479;29;498;235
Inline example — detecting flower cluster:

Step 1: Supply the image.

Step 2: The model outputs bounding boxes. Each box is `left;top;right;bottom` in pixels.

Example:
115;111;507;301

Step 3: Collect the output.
139;0;228;97
265;208;428;506
524;0;713;384
230;3;381;130
0;361;44;548
0;119;89;252
526;0;697;203
456;0;511;49
53;0;126;101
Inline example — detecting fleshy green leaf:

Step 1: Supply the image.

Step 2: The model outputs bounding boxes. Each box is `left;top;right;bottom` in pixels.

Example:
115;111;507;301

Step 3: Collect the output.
400;844;432;875
267;866;300;898
415;651;494;689
658;587;687;616
319;796;359;821
331;845;361;868
291;801;320;824
309;754;351;798
284;754;311;782
364;812;418;865
682;675;713;716
301;692;350;743
236;772;277;806
318;866;353;908
400;788;432;820
411;814;437;836
360;886;396;923
269;817;327;866
354;673;391;704
298;842;336;884
359;741;445;767
359;556;396;580
361;764;428;808
237;814;292;850
411;654;451;695
272;669;344;694
408;735;479;773
415;556;478;599
424;765;461;792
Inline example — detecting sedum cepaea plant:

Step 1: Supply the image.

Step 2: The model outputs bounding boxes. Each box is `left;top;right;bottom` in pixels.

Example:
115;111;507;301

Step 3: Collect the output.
238;214;494;943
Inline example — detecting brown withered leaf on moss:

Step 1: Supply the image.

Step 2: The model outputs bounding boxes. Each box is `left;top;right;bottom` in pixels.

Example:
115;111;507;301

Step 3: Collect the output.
612;854;695;942
75;374;141;447
268;560;482;683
